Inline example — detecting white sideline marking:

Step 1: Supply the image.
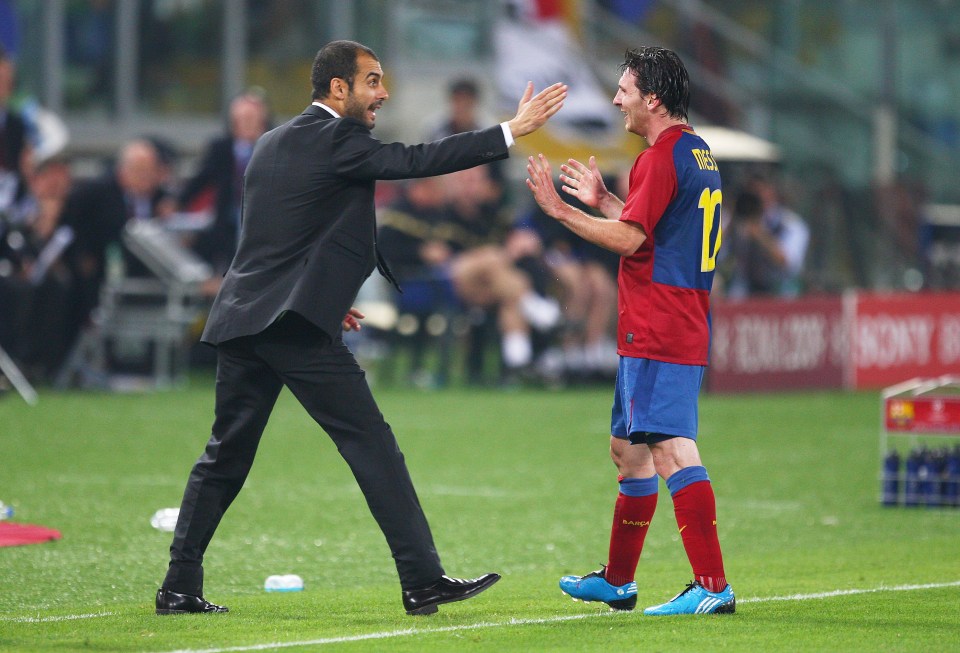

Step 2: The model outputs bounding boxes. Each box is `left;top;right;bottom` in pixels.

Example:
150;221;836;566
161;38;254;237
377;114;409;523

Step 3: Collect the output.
1;611;116;623
737;580;960;604
152;580;960;653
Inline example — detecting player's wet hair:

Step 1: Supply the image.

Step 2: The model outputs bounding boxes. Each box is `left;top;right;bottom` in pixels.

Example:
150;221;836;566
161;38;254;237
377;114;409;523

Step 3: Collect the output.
311;40;379;101
620;47;690;121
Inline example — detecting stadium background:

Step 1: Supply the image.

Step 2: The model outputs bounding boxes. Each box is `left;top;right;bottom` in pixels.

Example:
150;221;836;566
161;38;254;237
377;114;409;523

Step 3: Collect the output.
5;0;960;291
4;0;960;392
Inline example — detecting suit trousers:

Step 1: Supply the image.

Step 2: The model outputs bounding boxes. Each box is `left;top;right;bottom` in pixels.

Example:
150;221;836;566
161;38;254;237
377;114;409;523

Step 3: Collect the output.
162;313;444;594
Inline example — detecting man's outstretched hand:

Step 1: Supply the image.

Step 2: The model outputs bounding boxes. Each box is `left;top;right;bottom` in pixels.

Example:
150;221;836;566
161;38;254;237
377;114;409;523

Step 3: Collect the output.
507;82;567;139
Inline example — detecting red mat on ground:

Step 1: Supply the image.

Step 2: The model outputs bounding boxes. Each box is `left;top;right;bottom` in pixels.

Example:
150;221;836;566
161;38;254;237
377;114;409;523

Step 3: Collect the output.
0;522;62;547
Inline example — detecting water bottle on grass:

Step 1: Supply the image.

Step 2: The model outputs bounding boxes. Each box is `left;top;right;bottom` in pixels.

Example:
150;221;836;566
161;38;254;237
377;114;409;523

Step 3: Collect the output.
264;574;304;592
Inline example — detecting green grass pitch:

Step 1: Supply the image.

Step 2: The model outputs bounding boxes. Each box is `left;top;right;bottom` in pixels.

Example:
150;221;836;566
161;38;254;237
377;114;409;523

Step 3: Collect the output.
1;380;958;651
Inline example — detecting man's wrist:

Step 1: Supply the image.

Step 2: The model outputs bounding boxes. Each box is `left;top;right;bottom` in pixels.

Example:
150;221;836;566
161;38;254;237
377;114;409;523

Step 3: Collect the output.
598;192;623;218
501;122;515;148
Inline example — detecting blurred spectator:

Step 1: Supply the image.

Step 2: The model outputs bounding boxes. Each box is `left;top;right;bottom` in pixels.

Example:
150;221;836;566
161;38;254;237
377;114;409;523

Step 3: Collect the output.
443;166;560;382
59;139;175;331
377;173;560;384
0;152;76;381
428;78;492;140
0;43;30;212
377;178;450;284
179;91;271;285
376;177;459;386
875;178;927;289
426;77;506;205
726;176;809;298
514;174;620;382
146;135;180;197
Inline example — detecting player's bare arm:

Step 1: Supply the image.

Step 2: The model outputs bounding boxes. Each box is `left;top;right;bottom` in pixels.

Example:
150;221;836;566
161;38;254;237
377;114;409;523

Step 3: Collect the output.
507;82;568;139
526;153;646;257
559;156;625;221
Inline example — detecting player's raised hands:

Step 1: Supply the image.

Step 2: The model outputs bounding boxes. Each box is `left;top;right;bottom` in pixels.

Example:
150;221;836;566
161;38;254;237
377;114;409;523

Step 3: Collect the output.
525;153;567;218
559;156;608;210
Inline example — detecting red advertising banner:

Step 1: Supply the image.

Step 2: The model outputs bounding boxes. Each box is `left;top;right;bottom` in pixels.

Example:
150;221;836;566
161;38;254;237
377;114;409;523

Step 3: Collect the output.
853;292;960;389
884;396;960;433
708;295;846;392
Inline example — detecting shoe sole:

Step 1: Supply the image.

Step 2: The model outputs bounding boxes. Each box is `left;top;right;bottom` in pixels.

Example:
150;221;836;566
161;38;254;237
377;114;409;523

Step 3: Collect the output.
156;608;229;615
405;576;501;616
607;596;638;611
564;592;637;611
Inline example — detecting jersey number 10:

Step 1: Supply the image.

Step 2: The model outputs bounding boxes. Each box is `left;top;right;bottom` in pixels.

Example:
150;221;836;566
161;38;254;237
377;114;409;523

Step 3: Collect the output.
698;188;722;272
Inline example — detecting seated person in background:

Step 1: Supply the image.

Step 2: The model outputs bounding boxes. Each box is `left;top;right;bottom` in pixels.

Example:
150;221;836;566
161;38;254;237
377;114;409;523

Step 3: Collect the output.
377;171;560;381
422;79;562;377
59;138;175;331
0;152;76;381
375;176;457;385
512;172;620;382
178;91;271;293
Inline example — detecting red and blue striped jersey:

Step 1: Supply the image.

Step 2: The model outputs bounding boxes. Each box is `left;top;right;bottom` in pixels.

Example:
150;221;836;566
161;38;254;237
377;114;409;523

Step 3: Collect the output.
618;124;722;365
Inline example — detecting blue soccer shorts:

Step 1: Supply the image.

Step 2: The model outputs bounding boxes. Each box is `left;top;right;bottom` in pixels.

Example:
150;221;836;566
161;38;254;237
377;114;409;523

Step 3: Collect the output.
610;356;705;443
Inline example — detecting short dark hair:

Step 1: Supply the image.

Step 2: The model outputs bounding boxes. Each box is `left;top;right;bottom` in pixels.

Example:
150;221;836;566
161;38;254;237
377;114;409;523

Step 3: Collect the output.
448;77;479;98
620;47;689;121
311;40;379;101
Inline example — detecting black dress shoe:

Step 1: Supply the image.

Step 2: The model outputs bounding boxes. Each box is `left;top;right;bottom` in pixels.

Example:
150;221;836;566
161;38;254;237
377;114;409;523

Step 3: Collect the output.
402;573;501;615
155;588;229;615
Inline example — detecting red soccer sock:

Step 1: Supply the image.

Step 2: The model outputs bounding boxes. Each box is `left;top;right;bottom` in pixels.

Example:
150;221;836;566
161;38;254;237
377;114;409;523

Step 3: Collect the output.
604;481;658;587
672;480;727;593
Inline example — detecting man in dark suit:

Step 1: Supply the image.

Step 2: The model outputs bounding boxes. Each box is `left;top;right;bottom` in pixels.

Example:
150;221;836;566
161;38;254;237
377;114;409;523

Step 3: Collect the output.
156;40;566;617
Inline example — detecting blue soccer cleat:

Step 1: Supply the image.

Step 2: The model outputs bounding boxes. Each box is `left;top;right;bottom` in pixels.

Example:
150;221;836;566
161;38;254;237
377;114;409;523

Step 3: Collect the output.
643;580;735;616
559;566;637;611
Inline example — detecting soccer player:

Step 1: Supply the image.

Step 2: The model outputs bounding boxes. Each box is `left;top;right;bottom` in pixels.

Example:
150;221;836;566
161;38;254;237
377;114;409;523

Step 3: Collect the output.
524;46;733;615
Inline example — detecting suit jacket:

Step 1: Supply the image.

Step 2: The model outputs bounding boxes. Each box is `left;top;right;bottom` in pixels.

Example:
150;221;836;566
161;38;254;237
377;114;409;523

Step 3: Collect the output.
201;105;509;345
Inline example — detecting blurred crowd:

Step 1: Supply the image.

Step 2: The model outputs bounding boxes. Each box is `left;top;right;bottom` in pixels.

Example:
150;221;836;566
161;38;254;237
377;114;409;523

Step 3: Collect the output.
1;50;953;391
0;40;274;385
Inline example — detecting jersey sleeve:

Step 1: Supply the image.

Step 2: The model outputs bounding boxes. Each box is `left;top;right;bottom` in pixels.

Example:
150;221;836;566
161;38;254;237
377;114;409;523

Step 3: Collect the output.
619;148;678;236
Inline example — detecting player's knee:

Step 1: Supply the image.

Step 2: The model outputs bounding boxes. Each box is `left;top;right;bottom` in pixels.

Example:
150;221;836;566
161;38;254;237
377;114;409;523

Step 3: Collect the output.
608;441;624;469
